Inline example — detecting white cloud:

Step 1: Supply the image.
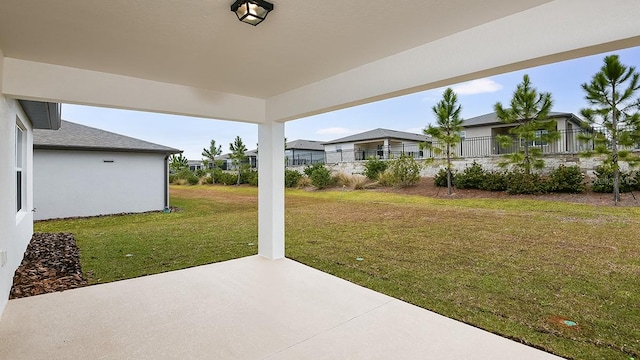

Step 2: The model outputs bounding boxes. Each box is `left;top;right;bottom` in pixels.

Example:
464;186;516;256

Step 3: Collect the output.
452;78;502;95
316;127;357;135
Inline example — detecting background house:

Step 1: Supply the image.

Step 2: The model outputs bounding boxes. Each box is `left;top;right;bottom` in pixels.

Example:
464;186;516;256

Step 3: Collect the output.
285;139;325;166
33;120;181;220
0;98;60;314
458;112;590;157
324;128;429;163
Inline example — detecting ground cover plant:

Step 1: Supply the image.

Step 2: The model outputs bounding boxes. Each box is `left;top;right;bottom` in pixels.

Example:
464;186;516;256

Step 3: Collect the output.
35;185;640;359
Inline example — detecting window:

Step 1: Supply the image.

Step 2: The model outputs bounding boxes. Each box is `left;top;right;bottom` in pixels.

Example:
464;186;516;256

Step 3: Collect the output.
533;130;548;146
519;130;549;147
15;124;24;212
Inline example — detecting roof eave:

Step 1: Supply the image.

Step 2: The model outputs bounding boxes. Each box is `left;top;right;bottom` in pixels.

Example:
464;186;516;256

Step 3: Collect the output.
34;144;182;155
19;100;61;130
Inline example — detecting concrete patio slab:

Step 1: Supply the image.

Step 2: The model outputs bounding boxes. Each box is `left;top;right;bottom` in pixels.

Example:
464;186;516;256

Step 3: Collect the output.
0;255;563;359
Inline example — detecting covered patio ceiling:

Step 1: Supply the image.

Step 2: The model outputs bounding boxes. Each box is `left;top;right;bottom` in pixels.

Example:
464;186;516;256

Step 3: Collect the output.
2;0;639;123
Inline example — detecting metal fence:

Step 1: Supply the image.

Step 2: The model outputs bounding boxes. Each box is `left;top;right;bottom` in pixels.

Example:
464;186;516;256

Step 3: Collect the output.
322;128;640;162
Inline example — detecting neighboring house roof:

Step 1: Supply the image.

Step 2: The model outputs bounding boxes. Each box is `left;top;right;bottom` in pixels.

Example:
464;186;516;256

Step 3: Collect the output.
286;139;325;151
323;128;427;145
33;120;181;154
462;112;585;128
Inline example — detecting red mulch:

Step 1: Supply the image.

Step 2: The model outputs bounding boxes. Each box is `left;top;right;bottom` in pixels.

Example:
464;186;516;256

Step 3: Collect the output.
373;177;640;207
10;232;88;299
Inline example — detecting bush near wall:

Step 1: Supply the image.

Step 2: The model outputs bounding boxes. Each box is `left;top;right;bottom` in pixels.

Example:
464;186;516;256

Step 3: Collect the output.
385;155;421;187
285;169;302;188
591;165;636;193
363;157;388;180
434;164;586;194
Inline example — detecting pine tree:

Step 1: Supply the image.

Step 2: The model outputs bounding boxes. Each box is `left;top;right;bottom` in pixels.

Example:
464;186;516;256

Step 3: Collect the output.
229;136;247;185
494;74;558;174
579;55;640;204
202;139;222;183
423;88;464;195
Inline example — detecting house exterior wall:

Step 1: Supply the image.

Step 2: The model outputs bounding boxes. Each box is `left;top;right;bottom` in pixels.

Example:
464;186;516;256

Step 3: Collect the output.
0;93;34;315
33;150;167;220
325;143;355;163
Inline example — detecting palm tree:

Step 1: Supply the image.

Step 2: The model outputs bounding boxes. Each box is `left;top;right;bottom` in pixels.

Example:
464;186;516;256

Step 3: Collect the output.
229;136;247;185
423;88;464;195
494;74;558;174
580;55;640;204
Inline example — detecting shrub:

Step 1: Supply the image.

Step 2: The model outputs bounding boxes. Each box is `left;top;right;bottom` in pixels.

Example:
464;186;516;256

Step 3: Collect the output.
209;168;223;184
297;176;312;188
363;157;388;180
546;165;585;193
176;168;192;180
186;174;199;185
591;164;635;193
434;168;452;187
309;165;334;189
505;171;546;195
304;163;326;177
195;168;207;178
285;169;302;188
169;174;177;184
333;172;353;187
479;171;508;191
351;175;369;190
455;161;485;189
377;171;395;187
218;172;238;186
386;155;421;187
244;170;258;186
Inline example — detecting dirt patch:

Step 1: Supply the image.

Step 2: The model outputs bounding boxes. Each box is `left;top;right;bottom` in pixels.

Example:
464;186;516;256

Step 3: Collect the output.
373;177;640;207
10;233;88;299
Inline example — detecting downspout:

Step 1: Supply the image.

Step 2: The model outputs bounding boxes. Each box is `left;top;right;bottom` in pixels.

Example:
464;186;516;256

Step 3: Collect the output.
163;154;169;212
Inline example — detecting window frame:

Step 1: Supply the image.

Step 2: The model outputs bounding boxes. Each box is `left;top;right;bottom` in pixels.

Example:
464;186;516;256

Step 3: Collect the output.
15;122;25;213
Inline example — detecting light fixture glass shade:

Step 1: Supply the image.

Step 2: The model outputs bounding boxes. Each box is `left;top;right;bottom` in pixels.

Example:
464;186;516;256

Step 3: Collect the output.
231;0;274;26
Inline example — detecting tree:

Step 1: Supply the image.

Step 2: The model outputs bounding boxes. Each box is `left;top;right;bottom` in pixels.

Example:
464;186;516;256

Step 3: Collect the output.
229;136;247;185
494;74;559;174
202;139;222;183
423;88;464;195
579;55;640;204
169;154;188;172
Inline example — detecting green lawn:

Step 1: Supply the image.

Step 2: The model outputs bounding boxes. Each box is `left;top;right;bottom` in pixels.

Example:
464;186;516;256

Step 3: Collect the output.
35;185;640;360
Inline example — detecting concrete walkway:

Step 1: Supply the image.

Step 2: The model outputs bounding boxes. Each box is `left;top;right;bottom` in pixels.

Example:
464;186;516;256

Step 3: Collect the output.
0;256;563;359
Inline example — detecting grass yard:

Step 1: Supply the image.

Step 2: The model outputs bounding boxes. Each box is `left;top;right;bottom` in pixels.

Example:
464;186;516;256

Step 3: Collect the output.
35;185;640;359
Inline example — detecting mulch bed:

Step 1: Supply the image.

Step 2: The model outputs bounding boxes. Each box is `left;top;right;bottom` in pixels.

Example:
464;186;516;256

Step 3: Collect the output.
10;232;88;299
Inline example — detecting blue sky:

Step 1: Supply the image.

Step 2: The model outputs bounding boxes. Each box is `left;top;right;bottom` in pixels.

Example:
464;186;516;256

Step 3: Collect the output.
62;46;640;160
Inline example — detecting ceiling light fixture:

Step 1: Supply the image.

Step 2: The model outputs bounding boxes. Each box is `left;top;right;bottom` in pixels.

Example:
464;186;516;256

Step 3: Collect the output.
231;0;274;26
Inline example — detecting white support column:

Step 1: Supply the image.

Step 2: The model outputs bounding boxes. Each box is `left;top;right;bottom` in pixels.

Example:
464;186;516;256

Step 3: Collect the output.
258;121;285;259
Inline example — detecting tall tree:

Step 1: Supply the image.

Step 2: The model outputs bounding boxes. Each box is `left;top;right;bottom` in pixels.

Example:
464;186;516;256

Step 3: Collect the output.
423;88;464;195
494;74;559;174
580;55;640;204
229;136;247;185
169;154;188;172
202;139;222;183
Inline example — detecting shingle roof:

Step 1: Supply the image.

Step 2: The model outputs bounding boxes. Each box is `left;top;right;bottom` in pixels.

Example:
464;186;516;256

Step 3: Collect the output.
323;128;427;145
462;112;584;127
33;120;181;154
286;139;325;151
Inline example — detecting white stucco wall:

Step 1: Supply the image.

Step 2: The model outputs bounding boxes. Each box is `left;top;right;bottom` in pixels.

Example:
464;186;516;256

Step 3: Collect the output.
0;93;34;316
33;150;168;220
